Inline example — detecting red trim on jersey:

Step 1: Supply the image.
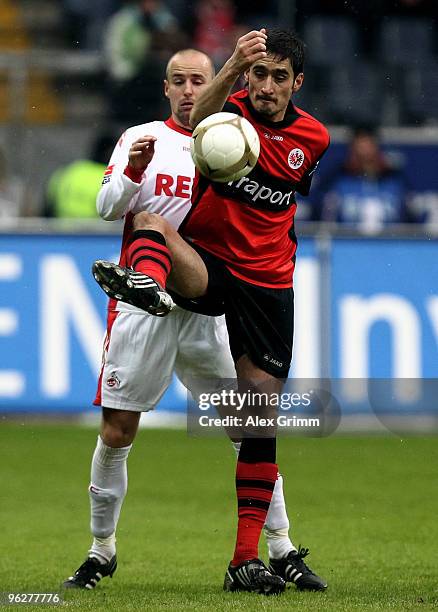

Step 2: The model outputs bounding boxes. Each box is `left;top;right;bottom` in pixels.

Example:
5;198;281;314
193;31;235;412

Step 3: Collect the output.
124;164;144;183
119;212;134;266
164;116;192;136
94;211;135;404
93;308;119;406
103;212;135;313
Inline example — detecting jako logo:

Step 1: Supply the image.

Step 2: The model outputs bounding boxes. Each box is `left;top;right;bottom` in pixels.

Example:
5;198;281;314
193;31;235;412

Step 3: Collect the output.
263;354;283;368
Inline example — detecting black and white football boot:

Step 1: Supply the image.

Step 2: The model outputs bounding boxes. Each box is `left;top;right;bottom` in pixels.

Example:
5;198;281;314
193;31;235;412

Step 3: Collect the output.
92;260;174;317
62;555;117;589
269;546;327;591
223;558;285;595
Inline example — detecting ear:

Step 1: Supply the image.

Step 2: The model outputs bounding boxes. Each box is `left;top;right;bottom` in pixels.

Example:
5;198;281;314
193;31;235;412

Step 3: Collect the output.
293;73;304;94
243;69;250;84
164;79;169;98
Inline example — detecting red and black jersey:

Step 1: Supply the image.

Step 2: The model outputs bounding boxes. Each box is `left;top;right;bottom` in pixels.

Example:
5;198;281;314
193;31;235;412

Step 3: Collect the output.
181;90;330;288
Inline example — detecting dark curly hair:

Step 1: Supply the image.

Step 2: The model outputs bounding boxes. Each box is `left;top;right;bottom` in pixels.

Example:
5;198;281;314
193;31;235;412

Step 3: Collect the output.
266;28;305;76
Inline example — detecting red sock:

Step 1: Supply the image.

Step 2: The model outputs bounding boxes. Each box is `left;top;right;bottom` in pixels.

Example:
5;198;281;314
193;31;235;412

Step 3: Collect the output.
232;461;278;566
126;229;171;289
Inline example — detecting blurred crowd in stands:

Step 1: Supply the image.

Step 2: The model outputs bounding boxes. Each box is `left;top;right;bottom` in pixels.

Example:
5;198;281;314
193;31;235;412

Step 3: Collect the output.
0;0;436;224
59;0;437;127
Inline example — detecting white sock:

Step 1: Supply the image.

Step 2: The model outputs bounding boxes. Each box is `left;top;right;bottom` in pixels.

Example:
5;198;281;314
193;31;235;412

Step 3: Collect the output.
264;475;296;559
88;436;131;563
89;534;116;565
231;441;241;456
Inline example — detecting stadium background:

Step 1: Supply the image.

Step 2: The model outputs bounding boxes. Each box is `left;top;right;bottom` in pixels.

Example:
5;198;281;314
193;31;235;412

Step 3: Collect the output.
0;2;437;610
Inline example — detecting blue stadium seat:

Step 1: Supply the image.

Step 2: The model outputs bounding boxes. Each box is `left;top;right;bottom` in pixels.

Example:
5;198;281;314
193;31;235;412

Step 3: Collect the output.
326;61;385;125
303;17;360;67
379;18;436;66
403;62;438;124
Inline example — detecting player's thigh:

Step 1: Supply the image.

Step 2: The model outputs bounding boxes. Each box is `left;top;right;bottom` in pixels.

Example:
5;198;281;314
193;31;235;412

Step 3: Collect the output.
99;310;179;411
225;277;294;380
174;312;236;394
163;226;208;298
169;245;227;316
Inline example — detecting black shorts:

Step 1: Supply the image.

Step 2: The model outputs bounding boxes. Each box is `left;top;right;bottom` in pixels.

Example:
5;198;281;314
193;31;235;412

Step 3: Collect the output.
170;245;294;378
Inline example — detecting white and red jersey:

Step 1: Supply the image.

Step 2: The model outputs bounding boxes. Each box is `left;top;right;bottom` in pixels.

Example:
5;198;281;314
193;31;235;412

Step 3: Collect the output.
98;116;193;226
97;116;194;312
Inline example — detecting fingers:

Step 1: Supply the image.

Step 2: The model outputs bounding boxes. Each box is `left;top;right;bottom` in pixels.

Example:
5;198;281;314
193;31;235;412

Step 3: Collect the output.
235;29;267;67
240;29;267;43
128;136;156;170
130;136;156;153
241;29;267;49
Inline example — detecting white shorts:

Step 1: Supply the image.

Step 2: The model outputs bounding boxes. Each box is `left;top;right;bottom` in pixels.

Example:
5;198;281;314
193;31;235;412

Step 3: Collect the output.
94;306;235;412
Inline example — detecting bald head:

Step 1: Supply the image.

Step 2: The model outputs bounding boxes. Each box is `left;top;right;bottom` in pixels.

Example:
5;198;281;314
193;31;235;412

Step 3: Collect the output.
164;49;215;129
165;49;215;81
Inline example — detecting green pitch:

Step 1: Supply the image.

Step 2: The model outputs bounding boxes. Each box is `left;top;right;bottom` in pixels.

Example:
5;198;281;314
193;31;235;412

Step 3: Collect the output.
0;424;437;611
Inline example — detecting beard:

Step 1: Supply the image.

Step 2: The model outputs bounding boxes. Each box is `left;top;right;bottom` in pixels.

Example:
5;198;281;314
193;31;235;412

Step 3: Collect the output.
175;108;191;128
256;102;277;117
259;106;276;117
253;94;278;117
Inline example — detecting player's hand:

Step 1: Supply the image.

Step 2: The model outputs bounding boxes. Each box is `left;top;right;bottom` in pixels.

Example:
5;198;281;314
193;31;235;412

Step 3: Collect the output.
229;29;267;74
128;136;157;172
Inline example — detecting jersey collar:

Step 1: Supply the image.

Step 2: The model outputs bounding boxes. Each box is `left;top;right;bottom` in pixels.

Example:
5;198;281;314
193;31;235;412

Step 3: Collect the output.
165;116;192;136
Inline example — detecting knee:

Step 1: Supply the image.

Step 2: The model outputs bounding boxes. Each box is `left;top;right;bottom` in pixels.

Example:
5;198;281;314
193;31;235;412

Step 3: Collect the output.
101;409;138;447
236;355;275;388
133;211;169;235
101;425;134;448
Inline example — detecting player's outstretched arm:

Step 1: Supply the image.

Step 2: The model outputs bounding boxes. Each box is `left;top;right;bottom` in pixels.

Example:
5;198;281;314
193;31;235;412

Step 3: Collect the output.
189;28;267;128
97;133;156;221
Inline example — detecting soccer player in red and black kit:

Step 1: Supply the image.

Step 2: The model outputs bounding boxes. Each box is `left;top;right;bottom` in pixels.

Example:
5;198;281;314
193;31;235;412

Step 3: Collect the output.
93;28;329;595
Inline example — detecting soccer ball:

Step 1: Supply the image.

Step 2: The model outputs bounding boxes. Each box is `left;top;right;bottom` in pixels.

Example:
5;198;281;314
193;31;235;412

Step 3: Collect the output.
190;112;260;183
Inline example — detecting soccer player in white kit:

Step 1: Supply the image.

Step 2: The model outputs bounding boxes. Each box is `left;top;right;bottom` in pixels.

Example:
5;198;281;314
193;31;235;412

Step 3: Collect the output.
63;48;301;591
